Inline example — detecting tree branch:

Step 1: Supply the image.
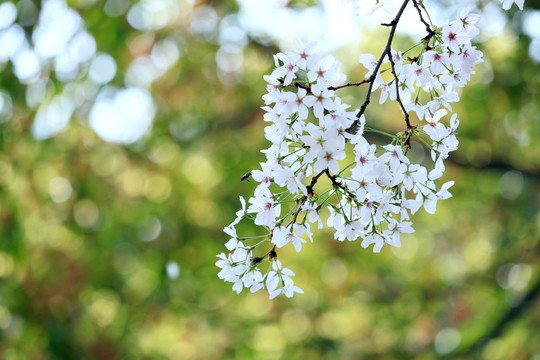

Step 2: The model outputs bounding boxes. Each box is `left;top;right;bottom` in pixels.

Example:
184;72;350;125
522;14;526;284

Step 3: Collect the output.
386;52;411;130
347;0;411;134
306;169;327;195
411;0;434;36
279;79;312;93
300;1;413;219
324;168;356;199
328;79;371;91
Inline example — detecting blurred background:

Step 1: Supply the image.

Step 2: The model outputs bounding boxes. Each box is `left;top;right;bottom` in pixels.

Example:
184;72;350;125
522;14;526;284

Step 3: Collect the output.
0;0;539;359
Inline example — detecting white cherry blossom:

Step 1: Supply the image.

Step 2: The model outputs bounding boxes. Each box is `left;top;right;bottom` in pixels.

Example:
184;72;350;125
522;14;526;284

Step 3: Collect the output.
219;1;522;298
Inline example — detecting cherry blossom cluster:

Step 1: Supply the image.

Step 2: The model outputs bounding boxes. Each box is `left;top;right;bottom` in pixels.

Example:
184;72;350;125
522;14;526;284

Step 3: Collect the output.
218;0;525;298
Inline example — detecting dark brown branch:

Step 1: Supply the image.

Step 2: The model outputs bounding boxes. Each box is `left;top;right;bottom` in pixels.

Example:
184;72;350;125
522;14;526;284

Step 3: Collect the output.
328;79;370;91
293;82;311;93
386;52;412;130
324;168;335;183
263;244;277;258
286;196;307;227
302;1;414;220
305;167;354;198
347;0;411;134
281;167;342;230
306;169;327;195
324;169;356;199
412;0;434;36
251;244;277;264
278;79;312;93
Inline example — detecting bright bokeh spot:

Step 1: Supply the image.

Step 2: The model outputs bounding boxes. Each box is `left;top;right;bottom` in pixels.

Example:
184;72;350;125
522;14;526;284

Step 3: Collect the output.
89;53;117;85
166;261;180;279
32;95;74;139
49;177;73;203
89;87;156;144
0;2;17;30
434;327;462;355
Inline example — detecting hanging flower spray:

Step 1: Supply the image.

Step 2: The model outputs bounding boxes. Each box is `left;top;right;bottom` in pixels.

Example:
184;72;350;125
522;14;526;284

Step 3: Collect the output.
218;0;525;298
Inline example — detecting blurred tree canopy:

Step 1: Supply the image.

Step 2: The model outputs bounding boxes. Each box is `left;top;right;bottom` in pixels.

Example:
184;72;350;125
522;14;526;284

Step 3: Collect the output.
0;0;539;359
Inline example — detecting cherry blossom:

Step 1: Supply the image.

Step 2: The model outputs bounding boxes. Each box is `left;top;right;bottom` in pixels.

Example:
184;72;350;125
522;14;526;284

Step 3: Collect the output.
218;0;524;298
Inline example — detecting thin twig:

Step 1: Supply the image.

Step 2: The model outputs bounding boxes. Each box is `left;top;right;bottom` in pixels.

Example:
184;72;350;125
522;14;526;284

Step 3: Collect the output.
328;79;371;91
324;169;356;199
412;0;434;36
386;51;415;153
386;52;411;130
302;0;412;212
286;196;307;227
346;0;411;134
251;244;276;264
278;79;312;93
306;169;327;195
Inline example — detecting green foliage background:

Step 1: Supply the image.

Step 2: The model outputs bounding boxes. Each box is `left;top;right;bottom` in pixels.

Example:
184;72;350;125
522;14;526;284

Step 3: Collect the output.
0;1;539;359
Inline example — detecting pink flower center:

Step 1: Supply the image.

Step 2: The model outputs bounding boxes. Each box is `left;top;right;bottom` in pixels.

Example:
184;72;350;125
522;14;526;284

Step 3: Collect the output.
359;155;367;164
